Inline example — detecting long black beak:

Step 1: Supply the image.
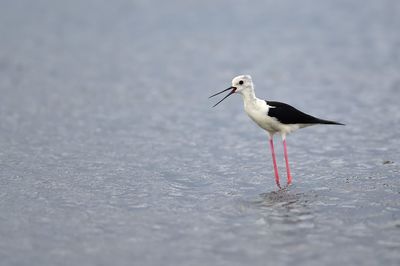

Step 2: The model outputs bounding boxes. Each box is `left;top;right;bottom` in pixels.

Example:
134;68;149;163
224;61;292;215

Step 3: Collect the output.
209;86;237;107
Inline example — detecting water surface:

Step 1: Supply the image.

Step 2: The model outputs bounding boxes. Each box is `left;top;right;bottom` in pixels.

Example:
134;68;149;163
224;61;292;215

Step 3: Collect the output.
0;1;399;265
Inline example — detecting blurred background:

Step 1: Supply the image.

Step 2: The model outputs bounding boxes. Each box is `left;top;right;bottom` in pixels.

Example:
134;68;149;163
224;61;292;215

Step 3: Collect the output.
0;0;399;265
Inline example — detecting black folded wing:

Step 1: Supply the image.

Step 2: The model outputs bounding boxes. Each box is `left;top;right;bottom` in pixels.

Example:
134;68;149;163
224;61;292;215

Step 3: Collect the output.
266;101;343;125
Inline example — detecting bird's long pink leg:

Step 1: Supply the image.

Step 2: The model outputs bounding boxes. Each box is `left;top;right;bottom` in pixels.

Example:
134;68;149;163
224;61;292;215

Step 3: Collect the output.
282;138;292;185
269;136;281;189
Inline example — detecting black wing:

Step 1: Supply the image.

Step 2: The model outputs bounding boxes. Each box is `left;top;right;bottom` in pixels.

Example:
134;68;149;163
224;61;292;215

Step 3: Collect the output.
266;101;343;125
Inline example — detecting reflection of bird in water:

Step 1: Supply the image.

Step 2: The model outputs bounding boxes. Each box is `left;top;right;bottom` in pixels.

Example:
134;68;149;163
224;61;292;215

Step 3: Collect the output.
210;75;344;189
254;190;315;229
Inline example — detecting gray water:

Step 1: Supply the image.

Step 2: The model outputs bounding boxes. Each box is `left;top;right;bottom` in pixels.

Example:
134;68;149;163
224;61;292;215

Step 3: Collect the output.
0;0;399;265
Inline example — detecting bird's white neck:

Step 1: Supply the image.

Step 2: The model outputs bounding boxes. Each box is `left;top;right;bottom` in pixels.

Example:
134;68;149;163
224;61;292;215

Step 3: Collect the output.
238;86;258;106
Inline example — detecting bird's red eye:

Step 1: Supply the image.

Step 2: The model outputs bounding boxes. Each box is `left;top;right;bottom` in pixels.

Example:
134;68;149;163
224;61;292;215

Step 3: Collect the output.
239;80;244;85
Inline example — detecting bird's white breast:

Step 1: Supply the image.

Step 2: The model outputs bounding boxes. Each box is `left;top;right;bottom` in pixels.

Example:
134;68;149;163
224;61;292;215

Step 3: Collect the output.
244;99;278;133
243;99;300;135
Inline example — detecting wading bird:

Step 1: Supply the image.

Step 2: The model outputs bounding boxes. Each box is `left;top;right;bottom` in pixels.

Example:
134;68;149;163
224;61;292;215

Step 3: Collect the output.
209;75;344;189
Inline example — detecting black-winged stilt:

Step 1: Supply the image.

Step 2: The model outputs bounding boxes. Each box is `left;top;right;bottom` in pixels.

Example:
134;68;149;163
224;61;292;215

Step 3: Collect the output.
209;75;344;189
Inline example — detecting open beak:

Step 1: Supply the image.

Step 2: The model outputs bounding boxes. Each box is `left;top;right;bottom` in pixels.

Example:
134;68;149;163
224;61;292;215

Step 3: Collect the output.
209;86;237;107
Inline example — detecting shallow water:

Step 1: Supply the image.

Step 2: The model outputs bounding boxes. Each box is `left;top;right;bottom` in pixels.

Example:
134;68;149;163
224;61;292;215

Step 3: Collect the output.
0;0;399;265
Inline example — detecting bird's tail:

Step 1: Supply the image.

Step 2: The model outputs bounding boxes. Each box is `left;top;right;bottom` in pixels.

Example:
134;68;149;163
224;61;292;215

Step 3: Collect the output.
316;119;345;125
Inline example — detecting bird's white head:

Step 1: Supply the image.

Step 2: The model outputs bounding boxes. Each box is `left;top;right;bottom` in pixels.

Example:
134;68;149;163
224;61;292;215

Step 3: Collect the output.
231;75;254;95
209;74;255;107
